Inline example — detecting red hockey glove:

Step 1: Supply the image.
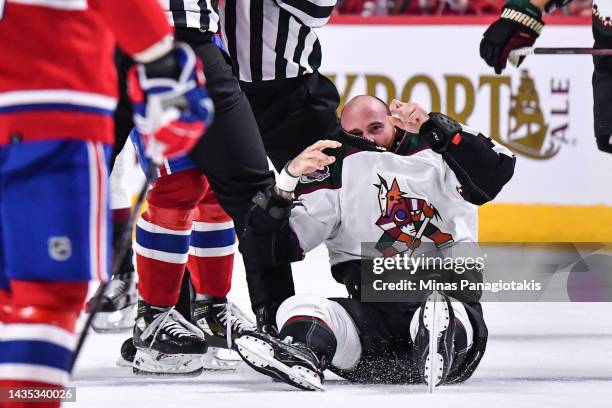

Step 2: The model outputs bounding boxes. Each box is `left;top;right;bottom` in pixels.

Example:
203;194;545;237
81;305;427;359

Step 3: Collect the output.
128;43;214;163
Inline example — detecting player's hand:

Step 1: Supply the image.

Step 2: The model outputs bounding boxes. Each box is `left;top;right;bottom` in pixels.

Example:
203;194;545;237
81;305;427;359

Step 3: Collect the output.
287;140;342;177
128;43;214;164
419;112;463;153
479;0;544;74
387;100;429;133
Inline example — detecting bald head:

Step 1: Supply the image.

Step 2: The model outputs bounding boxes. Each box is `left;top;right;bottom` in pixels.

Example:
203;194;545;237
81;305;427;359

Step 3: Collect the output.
341;95;389;124
340;95;396;149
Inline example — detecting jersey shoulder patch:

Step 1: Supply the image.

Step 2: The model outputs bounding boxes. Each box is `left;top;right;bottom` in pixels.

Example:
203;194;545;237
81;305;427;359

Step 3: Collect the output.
294;143;357;197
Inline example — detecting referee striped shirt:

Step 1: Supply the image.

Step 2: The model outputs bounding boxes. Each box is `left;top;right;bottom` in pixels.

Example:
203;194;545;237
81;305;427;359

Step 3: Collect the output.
158;0;220;33
220;0;337;82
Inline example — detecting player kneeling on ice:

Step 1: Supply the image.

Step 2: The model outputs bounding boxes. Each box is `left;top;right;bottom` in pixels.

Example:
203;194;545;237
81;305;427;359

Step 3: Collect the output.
235;95;516;390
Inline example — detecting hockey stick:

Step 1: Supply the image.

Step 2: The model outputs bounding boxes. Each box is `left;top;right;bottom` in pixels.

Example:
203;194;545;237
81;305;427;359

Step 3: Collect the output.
69;163;158;373
509;47;612;66
406;217;431;258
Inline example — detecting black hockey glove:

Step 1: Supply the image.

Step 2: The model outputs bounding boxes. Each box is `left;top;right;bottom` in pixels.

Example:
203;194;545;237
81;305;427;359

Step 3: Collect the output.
479;0;544;74
418;112;462;154
238;186;303;266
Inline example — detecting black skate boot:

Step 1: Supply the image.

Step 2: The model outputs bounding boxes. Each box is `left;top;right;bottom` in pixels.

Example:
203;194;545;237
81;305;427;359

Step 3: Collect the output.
235;331;325;391
132;301;207;376
414;291;456;390
254;302;281;337
86;271;137;333
192;297;255;370
192;297;255;349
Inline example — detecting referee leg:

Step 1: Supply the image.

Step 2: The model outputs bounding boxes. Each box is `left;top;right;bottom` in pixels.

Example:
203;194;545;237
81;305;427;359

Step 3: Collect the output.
183;39;292;312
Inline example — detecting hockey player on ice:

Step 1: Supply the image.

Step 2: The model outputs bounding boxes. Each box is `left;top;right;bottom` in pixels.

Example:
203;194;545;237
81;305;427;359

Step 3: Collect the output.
122;128;255;376
235;95;516;390
480;0;612;154
0;0;212;404
86;32;261;372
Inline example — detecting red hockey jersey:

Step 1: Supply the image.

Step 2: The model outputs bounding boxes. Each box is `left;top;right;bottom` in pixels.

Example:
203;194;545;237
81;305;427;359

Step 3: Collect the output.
0;0;173;145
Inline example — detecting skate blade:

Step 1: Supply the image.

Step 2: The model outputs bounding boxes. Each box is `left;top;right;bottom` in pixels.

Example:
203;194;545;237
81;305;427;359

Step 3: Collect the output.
132;349;203;377
91;307;137;334
116;356;133;368
423;292;450;390
202;348;242;371
235;336;324;391
424;353;445;389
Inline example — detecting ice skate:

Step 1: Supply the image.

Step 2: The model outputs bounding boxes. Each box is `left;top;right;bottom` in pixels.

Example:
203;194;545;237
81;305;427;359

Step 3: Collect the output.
414;291;456;390
192;297;255;370
192;297;255;349
235;331;325;391
132;301;207;376
132;348;205;377
117;337;136;367
86;271;138;333
201;347;243;371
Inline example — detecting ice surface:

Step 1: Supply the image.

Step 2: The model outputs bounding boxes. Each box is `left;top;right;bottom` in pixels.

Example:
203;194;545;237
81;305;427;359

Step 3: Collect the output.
72;245;612;407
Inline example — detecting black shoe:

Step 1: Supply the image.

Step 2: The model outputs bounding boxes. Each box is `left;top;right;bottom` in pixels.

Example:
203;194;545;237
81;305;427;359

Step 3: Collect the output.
192;297;255;349
133;301;207;355
235;331;325;391
86;272;137;333
414;291;456;388
254;303;281;337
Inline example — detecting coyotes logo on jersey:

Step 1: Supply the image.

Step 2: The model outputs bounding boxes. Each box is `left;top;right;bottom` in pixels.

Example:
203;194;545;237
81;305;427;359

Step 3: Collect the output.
374;175;453;257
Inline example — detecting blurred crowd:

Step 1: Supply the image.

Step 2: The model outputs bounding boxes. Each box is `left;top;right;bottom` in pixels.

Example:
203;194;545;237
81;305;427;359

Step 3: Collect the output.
334;0;593;16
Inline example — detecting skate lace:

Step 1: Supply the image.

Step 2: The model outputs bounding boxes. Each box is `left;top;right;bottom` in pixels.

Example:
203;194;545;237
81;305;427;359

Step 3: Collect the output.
217;302;255;349
104;279;126;299
140;307;205;350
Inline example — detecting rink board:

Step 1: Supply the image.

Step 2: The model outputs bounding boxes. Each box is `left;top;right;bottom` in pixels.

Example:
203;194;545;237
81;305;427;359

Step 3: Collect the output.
316;20;612;241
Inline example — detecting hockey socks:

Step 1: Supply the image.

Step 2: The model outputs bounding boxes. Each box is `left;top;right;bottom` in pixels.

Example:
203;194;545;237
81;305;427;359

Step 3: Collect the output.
135;178;236;307
135;207;191;307
187;219;235;299
279;316;337;366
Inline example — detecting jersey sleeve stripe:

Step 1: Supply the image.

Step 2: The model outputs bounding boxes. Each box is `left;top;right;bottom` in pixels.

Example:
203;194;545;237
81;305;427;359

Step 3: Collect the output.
8;0;87;10
0;90;117;111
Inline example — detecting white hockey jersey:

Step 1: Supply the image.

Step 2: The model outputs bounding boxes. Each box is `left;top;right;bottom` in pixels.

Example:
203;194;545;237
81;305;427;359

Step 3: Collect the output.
288;126;515;266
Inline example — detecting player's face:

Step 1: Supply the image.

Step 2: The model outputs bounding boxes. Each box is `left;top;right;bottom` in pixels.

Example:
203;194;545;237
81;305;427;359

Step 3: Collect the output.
341;101;396;149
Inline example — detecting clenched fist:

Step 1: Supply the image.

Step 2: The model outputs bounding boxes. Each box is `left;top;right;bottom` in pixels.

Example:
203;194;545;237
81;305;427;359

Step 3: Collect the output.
387;99;430;134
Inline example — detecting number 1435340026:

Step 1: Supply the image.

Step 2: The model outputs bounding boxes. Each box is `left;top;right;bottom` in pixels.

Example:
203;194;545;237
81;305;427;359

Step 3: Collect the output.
0;387;77;403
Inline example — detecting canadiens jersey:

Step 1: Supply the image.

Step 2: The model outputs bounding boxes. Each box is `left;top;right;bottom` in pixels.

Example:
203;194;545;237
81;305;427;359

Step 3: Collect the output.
288;125;515;266
0;0;172;145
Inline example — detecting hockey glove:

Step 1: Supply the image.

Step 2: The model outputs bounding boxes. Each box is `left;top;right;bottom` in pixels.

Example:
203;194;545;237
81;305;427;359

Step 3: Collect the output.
479;0;544;74
419;112;462;154
128;43;214;164
238;185;304;266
